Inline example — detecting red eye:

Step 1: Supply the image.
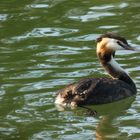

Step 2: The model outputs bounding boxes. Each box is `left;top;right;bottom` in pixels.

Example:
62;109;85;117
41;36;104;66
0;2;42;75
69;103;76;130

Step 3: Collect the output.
117;41;123;47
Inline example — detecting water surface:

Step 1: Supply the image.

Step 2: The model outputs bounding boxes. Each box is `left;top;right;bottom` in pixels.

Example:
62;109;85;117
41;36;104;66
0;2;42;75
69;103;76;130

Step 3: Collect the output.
0;0;140;139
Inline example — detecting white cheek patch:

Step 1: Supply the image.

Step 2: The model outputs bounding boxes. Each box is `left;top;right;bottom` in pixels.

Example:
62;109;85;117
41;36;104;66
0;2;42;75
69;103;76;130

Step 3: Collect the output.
106;38;123;50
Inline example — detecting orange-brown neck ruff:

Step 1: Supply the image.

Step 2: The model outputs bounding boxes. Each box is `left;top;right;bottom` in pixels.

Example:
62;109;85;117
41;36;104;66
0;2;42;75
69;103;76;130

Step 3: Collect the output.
97;43;115;62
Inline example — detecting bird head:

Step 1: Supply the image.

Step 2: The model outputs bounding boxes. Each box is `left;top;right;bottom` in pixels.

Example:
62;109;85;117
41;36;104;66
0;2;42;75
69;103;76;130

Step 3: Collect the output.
96;33;135;53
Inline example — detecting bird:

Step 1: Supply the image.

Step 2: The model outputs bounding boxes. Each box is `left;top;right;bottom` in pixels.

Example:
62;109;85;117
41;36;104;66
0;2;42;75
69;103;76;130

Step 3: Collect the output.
55;33;137;107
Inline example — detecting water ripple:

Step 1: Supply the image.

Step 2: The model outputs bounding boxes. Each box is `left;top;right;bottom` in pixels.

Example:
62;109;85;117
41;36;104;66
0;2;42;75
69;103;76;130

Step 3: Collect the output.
54;68;95;78
0;14;8;21
0;127;17;136
99;25;119;29
90;3;128;10
26;4;49;9
64;34;99;42
9;70;50;80
37;49;81;56
137;35;140;41
19;79;74;92
119;126;140;137
68;11;115;22
4;28;79;43
48;45;90;50
66;2;128;22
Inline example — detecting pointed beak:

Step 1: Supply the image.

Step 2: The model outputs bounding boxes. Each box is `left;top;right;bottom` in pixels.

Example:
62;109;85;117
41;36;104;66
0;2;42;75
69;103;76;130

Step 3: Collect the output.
117;41;136;51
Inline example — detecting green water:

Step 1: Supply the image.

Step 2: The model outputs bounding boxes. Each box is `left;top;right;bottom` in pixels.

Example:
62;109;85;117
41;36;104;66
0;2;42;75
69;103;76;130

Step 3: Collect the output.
0;0;140;139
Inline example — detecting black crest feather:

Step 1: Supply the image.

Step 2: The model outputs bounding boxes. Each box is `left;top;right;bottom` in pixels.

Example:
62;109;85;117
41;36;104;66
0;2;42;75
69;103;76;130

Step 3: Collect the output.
96;33;128;45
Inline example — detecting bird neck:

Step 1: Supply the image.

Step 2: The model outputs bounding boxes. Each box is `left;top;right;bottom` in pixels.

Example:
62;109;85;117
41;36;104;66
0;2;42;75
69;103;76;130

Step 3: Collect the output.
97;51;135;85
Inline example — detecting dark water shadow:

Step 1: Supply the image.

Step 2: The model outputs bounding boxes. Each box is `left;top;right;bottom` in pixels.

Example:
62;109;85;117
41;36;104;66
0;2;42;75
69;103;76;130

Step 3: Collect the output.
56;96;135;139
83;96;136;139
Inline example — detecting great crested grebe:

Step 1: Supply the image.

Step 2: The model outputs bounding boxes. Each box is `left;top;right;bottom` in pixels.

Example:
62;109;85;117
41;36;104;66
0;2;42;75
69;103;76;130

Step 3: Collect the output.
55;33;137;107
